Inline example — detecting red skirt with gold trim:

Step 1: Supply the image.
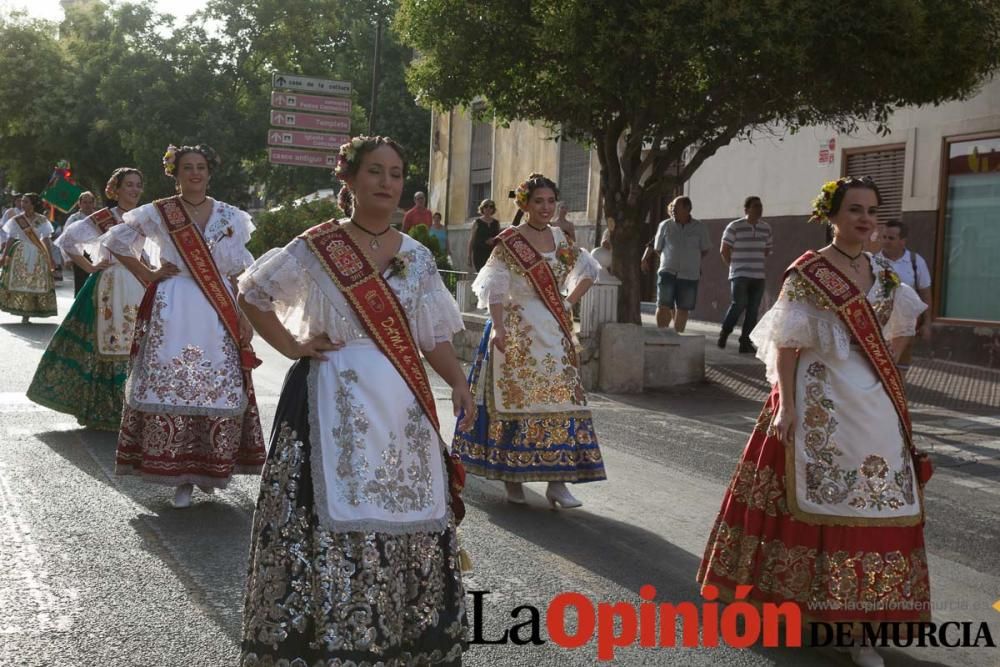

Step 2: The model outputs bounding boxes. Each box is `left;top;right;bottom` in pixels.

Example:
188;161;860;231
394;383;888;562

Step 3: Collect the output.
696;389;931;624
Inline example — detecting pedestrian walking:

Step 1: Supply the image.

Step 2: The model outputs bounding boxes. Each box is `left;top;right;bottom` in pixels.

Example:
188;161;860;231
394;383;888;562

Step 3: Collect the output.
429;210;448;249
101;143;264;509
467;198;500;271
642;196;711;333
698;177;931;667
877;219;932;374
402;190;432;232
454;172;605;509
238;136;471;665
26;168;147;430
64;191;99;295
718;195;772;353
0;193;58;323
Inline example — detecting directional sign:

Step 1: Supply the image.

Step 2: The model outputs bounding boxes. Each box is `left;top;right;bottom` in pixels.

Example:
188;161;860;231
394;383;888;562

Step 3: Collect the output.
270;110;351;133
272;73;351;97
267;130;350;151
271;91;351;116
268;148;339;169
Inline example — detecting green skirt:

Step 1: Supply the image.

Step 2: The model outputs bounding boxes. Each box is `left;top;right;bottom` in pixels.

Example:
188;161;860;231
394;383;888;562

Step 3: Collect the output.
27;272;128;431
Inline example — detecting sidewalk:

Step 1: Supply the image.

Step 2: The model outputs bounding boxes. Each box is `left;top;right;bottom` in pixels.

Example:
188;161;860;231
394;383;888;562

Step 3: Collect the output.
642;313;1000;418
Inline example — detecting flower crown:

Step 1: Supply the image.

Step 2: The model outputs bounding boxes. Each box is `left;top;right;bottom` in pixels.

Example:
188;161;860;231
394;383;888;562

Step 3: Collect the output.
334;136;372;178
162;144;179;176
809;176;877;224
104;178;117;200
514;180;531;211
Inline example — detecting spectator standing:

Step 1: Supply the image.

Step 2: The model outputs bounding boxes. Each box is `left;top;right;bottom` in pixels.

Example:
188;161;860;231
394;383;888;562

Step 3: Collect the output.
642;196;711;333
877;219;932;374
467;199;500;271
428;211;448;252
553;201;577;244
401;191;432;233
64;191;98;295
719;196;772;353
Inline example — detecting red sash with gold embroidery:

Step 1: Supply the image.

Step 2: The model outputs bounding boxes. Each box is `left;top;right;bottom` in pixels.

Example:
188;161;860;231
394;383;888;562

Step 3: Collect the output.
14;215;54;270
496;226;574;342
152;196;260;371
300;221;439;429
89;208;116;234
789;251;932;484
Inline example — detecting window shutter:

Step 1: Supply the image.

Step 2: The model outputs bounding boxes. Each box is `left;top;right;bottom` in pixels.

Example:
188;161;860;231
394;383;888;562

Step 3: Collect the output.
845;148;905;223
468;111;493;217
557;141;590;212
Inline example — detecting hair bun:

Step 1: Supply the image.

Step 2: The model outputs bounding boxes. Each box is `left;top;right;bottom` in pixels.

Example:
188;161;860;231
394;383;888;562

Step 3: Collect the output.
527;172;545;180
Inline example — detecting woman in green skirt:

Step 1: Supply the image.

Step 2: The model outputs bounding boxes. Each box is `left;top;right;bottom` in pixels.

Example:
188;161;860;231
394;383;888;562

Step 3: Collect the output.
27;168;147;430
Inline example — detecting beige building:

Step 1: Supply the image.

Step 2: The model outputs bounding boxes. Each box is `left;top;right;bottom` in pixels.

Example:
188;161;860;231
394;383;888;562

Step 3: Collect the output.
428;77;1000;366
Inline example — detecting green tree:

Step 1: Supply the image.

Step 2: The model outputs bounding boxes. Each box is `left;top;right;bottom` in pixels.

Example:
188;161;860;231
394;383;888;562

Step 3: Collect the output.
396;0;1000;322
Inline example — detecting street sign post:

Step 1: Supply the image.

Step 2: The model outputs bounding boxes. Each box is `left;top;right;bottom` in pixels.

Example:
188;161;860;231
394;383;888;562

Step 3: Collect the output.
271;91;351;116
267;130;350;151
269;110;351;133
272;73;351;97
267;148;339;169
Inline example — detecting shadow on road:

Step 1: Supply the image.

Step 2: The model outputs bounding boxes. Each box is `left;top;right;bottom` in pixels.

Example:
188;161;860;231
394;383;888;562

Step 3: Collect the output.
0;321;58;349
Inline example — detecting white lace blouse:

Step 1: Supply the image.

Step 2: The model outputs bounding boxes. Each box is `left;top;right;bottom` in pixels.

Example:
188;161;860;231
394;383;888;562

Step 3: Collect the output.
751;254;927;384
56;208;144;263
472;226;602;308
239;233;464;352
100;200;255;278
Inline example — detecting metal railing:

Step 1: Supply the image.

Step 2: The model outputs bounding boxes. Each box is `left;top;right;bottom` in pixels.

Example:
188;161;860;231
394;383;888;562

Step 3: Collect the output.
438;270;472;297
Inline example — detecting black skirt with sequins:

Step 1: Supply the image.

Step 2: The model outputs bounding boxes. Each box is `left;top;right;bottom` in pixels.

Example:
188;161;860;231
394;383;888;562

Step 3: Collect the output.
240;359;467;666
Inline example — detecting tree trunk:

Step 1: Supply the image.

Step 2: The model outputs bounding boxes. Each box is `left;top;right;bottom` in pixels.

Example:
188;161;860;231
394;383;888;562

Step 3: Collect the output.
610;215;645;324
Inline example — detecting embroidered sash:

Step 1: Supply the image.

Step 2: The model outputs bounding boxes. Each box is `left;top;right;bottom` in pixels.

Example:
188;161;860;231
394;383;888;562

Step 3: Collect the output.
152;196;260;371
300;221;439;430
789;252;915;447
89;208;117;234
496;227;574;342
15;215;54;270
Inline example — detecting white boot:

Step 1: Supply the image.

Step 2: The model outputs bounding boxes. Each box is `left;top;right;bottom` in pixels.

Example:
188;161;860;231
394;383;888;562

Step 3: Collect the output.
172;483;194;509
504;482;526;505
545;482;582;509
849;646;884;667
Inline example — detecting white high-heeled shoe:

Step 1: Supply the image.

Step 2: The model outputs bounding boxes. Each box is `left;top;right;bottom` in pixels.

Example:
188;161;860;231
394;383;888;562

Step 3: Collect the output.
504;482;526;505
545;482;582;509
172;483;194;509
848;646;884;667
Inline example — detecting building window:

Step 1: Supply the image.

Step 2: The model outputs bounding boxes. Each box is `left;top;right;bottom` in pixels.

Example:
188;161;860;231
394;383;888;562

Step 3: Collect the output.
939;134;1000;322
468;112;492;218
558;140;590;212
844;145;905;223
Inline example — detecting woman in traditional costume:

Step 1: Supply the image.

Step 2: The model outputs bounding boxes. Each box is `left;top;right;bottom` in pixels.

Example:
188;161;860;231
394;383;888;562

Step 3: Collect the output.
238;136;472;665
101;144;265;509
454;173;604;509
697;177;931;667
0;193;58;323
26;168;147;429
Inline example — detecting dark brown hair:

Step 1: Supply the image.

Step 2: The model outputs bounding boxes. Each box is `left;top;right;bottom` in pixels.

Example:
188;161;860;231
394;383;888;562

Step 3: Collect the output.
335;136;407;217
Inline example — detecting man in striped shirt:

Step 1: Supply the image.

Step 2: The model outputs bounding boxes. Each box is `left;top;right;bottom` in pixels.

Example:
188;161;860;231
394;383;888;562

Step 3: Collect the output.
719;196;772;353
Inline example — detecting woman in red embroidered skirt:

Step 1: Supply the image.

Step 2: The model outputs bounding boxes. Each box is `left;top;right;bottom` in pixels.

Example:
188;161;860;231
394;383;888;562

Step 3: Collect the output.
697;178;930;667
101;144;265;508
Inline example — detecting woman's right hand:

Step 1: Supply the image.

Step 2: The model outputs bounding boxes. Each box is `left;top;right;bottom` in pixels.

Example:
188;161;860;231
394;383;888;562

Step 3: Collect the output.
290;333;344;361
149;261;181;283
770;404;795;444
491;325;507;353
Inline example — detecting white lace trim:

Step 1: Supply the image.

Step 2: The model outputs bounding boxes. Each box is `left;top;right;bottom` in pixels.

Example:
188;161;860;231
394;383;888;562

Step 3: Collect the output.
471;252;510;308
751;301;853;384
884;282;927;340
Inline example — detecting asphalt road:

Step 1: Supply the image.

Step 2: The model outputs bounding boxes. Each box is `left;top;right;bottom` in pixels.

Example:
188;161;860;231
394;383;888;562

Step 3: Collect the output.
0;283;997;667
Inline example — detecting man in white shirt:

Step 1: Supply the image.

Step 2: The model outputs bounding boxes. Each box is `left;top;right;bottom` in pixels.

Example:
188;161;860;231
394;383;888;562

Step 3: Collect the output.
877;219;932;373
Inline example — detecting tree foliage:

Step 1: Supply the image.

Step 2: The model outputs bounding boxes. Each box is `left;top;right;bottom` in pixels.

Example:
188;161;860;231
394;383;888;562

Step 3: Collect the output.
0;0;430;222
396;0;1000;322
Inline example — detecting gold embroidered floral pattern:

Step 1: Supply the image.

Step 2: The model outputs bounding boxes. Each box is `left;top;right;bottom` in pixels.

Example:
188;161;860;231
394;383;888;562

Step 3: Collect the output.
96;269;140;356
241;422;467;665
728;463;788;517
801;362;914;511
496;304;585;409
781;272;833;311
699;519;931;619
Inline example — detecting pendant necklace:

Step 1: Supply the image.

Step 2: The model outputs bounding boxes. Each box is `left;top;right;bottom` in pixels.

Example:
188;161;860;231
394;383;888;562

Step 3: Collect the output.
352;219;392;250
831;243;864;272
527;223;548;232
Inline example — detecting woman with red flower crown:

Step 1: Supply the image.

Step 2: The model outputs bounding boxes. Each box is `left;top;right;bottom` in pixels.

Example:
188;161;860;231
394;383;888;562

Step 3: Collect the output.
453;172;605;509
697;177;930;667
100;143;265;509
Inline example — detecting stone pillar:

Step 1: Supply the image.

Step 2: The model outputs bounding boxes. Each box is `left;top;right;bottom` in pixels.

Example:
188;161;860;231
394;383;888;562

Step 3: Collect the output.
643;329;705;388
598;322;644;393
456;279;476;312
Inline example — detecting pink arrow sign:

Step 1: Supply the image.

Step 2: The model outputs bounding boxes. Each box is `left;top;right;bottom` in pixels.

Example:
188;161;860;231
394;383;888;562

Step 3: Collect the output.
270;110;351;133
271;91;352;116
267;130;350;151
268;148;338;169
